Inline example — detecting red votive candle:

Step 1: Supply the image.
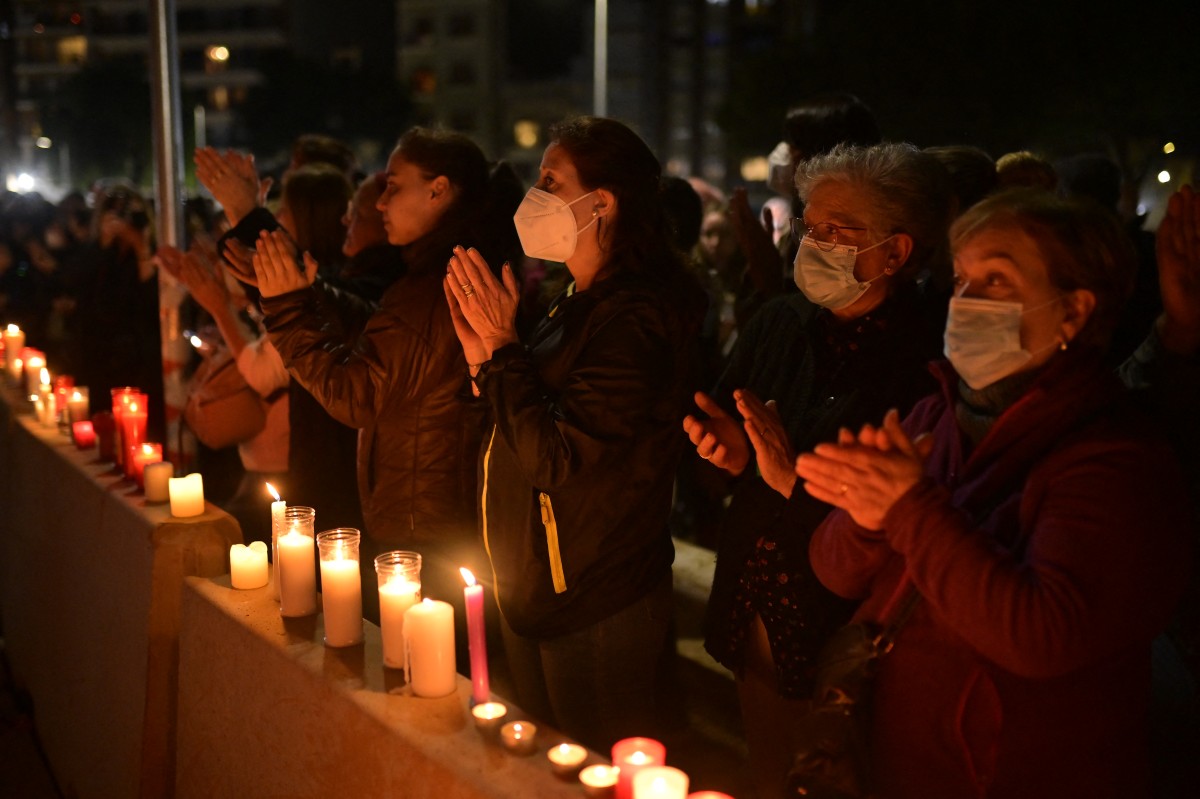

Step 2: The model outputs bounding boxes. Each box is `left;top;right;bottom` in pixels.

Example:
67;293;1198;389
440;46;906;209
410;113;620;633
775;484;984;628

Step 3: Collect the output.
92;411;116;462
132;442;163;488
120;398;149;480
53;375;74;427
72;420;96;450
110;387;140;468
612;737;666;799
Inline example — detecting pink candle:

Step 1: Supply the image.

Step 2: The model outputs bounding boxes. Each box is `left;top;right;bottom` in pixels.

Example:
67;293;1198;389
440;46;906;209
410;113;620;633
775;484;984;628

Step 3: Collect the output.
612;737;666;799
460;567;490;704
120;397;149;480
72;420;96;449
92;411;116;461
132;442;163;488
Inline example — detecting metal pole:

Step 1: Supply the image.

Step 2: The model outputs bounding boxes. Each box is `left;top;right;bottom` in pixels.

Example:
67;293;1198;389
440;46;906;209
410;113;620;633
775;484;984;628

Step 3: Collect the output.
148;0;191;472
593;0;607;117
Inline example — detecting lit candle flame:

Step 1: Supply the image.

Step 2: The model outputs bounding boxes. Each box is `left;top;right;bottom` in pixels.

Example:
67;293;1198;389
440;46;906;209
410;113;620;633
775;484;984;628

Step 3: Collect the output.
39;367;49;385
459;567;477;587
6;324;18;333
71;390;82;401
189;335;202;348
142;443;154;455
130;403;139;413
266;482;281;502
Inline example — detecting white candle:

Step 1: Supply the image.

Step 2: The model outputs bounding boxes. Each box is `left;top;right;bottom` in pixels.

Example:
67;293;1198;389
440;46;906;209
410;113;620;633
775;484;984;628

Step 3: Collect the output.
547;742;588;777
471;701;508;734
317;528;363;647
580;765;620;796
230;541;269;589
168;473;205;517
632;767;688;799
500;720;538;756
144;461;173;503
278;526;318;617
24;354;44;394
266;483;284;601
403;598;456;697
379;575;421;668
66;388;89;424
3;325;24;378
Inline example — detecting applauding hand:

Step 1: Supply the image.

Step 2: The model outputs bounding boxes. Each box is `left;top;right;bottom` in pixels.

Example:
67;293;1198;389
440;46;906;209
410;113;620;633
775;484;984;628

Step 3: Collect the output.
683;392;751;476
251;230;317;298
735;389;796;497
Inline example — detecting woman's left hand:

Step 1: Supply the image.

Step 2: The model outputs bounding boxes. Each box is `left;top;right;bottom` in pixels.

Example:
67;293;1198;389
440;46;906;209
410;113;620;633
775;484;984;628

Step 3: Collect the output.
445;246;520;357
735;388;797;497
794;409;931;530
251;230;317;298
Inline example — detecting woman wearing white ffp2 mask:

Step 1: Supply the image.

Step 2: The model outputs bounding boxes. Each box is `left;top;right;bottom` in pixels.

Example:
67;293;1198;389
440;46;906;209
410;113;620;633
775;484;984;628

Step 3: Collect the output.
512;187;598;263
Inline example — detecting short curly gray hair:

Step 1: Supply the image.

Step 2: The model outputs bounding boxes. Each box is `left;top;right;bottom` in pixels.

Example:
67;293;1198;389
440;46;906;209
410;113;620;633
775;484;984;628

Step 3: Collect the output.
796;142;952;277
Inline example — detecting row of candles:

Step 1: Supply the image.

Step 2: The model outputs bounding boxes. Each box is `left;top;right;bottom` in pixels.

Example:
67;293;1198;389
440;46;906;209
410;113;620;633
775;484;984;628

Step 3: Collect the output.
237;484;730;799
5;327;731;798
3;324;210;517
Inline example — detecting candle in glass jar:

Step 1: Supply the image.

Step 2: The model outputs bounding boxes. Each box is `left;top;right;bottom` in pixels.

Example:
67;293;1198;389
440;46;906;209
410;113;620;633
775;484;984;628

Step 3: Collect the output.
66;387;90;424
613;738;666;799
143;461;173;503
317;528;363;647
92;411;116;461
71;420;96;449
121;400;149;480
132;443;162;488
632;766;688;799
460;567;490;704
168;473;205;517
376;551;421;669
53;375;74;427
403;598;456;697
110;388;140;468
230;541;269;589
278;507;318;617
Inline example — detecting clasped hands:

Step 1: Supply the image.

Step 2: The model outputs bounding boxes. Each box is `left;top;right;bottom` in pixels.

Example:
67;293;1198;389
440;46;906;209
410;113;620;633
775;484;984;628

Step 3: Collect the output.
684;393;931;530
442;246;520;366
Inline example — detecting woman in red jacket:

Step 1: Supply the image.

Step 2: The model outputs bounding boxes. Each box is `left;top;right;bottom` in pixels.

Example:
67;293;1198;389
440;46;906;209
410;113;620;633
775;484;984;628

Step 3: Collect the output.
796;189;1193;797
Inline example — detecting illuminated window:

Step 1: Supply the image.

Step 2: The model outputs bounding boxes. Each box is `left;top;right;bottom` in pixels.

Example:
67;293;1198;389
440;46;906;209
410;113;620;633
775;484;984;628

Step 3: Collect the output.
513;120;539;149
57;35;88;65
740;156;769;181
209;86;229;111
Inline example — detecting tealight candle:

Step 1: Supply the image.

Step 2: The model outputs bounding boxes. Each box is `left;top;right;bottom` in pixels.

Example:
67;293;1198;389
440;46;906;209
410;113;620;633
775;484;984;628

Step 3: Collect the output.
403;598;456;697
317;528;363;647
66;387;89;424
580;765;621;797
460;567;489;704
547;742;588;778
686;792;735;798
71;420;96;449
632;766;688;799
266;483;285;601
143;461;173;503
376;551;421;669
499;720;538;756
230;541;269;589
168;473;205;517
613;737;666;799
471;701;508;735
132;442;163;489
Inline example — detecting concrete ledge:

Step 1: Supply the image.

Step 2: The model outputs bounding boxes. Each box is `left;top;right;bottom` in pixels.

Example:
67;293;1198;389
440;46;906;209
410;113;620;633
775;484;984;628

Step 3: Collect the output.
177;576;593;798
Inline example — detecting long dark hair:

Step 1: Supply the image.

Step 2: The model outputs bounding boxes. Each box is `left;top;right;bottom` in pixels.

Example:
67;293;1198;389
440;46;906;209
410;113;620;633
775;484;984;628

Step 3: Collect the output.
281;163;352;268
548;116;684;282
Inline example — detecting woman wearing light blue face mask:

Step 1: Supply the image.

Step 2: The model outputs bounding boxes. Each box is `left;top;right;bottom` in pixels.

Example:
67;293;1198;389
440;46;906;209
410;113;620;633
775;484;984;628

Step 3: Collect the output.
443;116;705;751
797;189;1193;797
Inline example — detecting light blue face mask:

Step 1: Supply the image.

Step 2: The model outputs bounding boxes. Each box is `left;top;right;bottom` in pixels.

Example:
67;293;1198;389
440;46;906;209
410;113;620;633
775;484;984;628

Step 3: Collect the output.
792;234;894;310
943;295;1063;389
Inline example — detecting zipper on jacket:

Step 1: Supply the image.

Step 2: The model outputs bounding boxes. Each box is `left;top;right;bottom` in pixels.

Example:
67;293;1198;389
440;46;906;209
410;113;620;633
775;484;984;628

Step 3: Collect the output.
480;426;496;561
539;492;567;594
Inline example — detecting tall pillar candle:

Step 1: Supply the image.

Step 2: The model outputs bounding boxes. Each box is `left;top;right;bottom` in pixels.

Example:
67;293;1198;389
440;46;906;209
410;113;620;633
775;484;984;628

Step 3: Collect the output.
376;551;422;669
168;473;205;517
3;325;24;379
143;461;173;503
317;528;363;647
460;567;490;704
612;738;666;799
23;351;45;395
278;506;317;617
403;599;456;697
266;483;285;601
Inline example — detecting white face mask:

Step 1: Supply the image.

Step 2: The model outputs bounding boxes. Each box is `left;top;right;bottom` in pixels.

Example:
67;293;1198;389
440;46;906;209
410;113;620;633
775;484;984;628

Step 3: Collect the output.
943;296;1061;390
513;187;598;262
792;234;893;310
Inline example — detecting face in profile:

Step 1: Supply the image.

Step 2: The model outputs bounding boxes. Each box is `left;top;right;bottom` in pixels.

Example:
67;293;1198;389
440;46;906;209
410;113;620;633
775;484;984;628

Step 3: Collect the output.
375;151;447;247
342;182;387;258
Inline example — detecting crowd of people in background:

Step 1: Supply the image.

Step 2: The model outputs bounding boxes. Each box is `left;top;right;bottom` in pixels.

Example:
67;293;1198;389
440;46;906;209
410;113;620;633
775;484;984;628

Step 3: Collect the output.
2;92;1199;797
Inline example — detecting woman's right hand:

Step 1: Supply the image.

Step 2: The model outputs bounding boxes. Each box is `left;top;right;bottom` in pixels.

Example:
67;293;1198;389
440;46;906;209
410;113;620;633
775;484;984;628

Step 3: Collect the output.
251;230;317;298
682;391;750;476
157;245;230;315
442;276;489;367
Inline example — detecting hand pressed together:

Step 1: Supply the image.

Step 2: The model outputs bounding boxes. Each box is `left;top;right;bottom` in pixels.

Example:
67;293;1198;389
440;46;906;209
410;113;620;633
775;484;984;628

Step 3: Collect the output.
443;246;520;361
251;230;317;298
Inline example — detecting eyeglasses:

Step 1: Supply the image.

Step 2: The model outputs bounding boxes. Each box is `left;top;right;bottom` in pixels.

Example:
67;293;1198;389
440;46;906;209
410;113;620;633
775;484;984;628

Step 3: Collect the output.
790;219;869;251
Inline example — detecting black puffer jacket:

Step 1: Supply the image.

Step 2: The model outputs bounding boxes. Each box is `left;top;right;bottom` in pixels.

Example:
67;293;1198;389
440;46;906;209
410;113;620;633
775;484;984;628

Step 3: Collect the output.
261;223;484;553
476;271;703;638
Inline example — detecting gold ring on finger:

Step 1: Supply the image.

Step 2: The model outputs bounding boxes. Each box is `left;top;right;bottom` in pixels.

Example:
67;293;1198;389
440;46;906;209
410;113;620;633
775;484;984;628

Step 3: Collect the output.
839;483;849;495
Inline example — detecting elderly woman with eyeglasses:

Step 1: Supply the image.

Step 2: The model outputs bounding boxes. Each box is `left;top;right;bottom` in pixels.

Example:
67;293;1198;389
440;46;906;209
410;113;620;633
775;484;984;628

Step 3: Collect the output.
683;142;952;797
